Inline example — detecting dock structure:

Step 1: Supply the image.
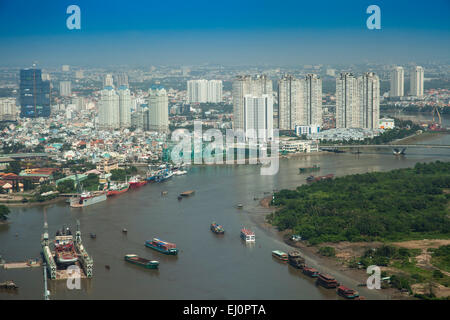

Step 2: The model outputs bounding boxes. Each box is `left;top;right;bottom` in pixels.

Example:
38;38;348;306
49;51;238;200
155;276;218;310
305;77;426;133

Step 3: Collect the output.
3;260;41;269
41;223;57;280
74;221;94;278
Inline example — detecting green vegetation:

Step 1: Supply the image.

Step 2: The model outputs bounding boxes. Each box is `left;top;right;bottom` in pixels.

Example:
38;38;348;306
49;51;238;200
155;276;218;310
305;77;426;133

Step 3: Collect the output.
0;205;10;221
110;167;138;181
82;173;100;191
268;161;450;245
57;179;75;193
430;245;450;273
5;161;22;174
318;246;335;257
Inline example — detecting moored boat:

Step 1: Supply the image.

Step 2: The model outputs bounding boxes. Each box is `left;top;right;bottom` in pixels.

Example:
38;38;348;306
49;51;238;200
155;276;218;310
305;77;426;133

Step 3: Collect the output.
180;190;195;197
145;238;178;255
288;250;306;269
302;266;319;277
129;176;147;189
299;165;320;174
54;227;78;266
70;191;107;208
210;222;225;234
124;254;159;269
317;273;340;288
240;228;255;242
272;250;288;262
107;182;129;196
337;285;359;299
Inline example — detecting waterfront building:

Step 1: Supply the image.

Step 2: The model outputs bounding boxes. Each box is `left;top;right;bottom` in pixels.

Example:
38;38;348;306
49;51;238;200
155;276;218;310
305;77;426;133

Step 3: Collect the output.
232;75;272;131
390;66;404;98
59;81;72;97
358;72;380;130
243;94;273;142
147;87;169;132
19;68;51;118
410;66;424;98
336;72;359;128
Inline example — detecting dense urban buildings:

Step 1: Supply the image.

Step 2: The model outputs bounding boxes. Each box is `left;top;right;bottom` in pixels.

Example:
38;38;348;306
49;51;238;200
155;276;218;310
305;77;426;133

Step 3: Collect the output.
187;79;222;103
232;75;272;131
19;68;51;118
390;66;404;98
410;66;424;98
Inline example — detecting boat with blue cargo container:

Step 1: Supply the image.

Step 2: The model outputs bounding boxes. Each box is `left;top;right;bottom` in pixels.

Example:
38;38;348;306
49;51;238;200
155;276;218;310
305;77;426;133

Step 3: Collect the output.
211;222;225;234
145;238;178;255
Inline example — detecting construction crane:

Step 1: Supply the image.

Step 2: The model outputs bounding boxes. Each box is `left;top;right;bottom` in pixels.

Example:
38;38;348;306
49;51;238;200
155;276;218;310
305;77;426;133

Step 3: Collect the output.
430;106;442;131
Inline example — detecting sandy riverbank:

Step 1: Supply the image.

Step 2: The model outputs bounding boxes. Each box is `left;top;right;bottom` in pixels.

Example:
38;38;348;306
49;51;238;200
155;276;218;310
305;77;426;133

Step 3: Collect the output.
247;195;410;300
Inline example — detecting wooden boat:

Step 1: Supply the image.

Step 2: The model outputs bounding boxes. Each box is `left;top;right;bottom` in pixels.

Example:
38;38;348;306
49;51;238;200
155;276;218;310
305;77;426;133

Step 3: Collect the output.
180;190;195;197
302;266;319;277
272;250;288;262
317;273;340;288
288;250;305;268
124;254;159;269
337;285;359;299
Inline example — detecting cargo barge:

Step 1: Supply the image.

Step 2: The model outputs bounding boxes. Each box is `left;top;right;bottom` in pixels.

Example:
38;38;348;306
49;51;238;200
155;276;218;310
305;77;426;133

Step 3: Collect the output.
288;250;305;269
240;228;255;243
145;238;178;255
211;222;225;234
317;273;340;288
124;254;159;269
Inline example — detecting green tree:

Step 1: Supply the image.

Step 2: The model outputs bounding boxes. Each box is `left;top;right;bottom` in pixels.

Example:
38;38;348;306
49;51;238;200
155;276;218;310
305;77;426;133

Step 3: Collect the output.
0;205;10;221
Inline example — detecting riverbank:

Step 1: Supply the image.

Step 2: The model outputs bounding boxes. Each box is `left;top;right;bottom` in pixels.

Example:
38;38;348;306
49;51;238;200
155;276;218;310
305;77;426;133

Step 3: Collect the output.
0;196;66;207
252;195;411;300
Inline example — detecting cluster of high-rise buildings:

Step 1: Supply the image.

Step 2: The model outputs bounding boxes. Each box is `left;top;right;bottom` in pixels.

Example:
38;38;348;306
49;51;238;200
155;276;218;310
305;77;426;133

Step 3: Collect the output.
390;66;424;98
187;79;222;103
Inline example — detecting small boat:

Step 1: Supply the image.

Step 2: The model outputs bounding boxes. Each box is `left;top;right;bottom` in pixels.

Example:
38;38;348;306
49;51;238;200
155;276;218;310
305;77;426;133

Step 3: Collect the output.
122;228;128;233
272;250;288;262
105;265;110;270
211;222;225;234
180;190;195;197
299;165;320;174
124;254;159;269
237;204;243;209
317;273;340;288
306;175;315;182
145;238;178;255
90;233;96;239
337;285;359;299
302;266;319;277
240;228;255;242
161;191;168;196
288;250;305;269
177;196;182;201
173;170;187;176
0;280;18;289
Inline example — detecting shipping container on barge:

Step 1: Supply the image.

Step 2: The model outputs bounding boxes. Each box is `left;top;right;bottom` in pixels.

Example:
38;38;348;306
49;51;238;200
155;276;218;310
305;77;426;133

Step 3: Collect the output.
145;238;178;255
272;250;288;262
288;250;306;269
211;222;225;234
337;285;359;299
240;228;255;243
317;273;340;288
124;254;159;269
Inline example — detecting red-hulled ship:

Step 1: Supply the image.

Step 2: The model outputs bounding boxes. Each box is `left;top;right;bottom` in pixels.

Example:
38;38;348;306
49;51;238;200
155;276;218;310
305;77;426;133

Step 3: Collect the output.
54;227;78;266
129;176;147;189
302;266;319;277
317;273;340;288
107;182;129;196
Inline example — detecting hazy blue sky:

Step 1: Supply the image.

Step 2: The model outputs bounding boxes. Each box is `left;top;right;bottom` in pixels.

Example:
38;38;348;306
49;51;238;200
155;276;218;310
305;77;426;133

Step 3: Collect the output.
0;0;449;66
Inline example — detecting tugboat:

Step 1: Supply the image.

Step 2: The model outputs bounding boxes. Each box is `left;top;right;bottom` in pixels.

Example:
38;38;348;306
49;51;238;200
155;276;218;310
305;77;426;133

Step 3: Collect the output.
317;273;340;288
337;285;359;299
302;266;319;277
145;238;178;255
210;222;225;234
54;227;78;266
124;254;159;269
272;250;288;262
288;250;306;269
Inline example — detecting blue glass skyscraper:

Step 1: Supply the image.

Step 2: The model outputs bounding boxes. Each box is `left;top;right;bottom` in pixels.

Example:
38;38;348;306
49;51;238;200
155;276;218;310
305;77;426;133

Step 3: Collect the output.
19;69;51;118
